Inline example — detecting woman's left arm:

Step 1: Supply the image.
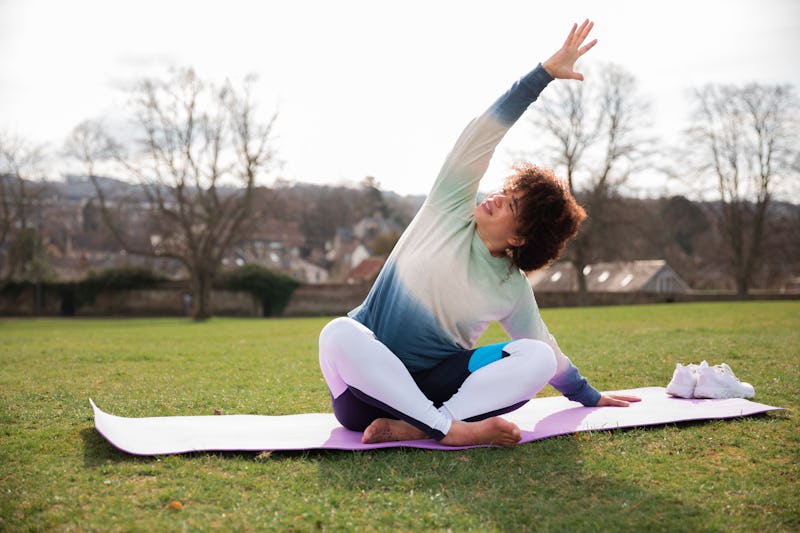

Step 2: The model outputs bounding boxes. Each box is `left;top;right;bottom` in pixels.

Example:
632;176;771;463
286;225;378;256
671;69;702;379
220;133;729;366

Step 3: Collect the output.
503;282;640;407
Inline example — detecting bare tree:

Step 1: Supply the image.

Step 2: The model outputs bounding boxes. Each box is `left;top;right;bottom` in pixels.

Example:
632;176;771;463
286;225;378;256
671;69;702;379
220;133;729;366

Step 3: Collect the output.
64;121;130;244
686;83;799;297
67;69;277;319
528;63;652;304
0;134;51;285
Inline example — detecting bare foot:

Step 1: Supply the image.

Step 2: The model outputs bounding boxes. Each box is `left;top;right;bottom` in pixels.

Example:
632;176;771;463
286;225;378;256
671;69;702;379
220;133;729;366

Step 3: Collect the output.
362;416;521;447
440;417;521;447
362;418;427;444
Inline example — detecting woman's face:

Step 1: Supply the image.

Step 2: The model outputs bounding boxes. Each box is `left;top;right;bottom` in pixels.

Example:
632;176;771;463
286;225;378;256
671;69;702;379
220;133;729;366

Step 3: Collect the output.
474;189;525;254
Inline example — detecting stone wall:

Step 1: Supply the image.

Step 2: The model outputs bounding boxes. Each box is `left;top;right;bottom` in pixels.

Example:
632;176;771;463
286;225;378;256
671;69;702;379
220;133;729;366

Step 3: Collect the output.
281;283;370;317
0;286;61;316
0;283;795;317
534;290;798;308
0;285;258;317
0;282;365;317
78;288;258;317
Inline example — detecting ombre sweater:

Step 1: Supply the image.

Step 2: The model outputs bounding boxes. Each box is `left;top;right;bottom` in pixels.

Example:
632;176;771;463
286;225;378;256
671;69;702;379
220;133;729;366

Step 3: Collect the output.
349;64;600;406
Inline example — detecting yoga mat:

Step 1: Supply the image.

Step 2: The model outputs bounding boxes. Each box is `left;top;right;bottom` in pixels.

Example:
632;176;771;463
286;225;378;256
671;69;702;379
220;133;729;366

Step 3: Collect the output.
90;387;782;455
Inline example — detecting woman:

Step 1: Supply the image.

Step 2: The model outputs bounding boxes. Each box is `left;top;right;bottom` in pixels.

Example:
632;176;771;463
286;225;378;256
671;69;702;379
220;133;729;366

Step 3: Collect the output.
319;20;640;447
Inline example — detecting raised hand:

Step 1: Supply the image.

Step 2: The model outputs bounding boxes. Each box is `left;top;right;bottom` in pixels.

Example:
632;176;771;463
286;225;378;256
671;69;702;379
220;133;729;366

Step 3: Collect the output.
542;19;597;81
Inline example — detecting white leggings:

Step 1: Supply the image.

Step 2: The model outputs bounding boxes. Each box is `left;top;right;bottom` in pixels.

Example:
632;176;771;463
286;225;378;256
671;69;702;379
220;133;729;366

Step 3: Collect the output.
318;317;557;440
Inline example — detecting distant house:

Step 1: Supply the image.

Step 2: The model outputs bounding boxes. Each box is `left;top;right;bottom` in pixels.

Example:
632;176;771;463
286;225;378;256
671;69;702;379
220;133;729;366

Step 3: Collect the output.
241;219;306;258
288;257;330;284
528;260;691;294
353;213;403;242
327;214;399;281
346;257;386;284
229;219;330;284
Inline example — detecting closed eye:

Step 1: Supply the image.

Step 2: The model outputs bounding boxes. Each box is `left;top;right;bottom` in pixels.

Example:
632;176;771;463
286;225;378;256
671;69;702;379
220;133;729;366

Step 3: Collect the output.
509;195;519;217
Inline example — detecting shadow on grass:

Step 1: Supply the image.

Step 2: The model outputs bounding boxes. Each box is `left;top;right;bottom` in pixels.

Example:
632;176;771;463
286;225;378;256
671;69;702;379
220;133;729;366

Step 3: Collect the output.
309;419;758;531
81;427;144;467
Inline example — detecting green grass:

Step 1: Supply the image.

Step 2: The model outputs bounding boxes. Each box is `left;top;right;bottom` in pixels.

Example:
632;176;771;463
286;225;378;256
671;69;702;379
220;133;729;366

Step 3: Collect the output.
1;302;798;532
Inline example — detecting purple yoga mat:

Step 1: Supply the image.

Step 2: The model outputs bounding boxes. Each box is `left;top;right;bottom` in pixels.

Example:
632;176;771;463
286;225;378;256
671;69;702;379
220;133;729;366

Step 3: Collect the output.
90;387;782;455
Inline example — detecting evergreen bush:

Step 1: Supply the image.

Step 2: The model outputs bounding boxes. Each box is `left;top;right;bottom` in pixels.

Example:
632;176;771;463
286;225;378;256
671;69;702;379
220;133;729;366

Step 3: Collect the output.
218;264;301;316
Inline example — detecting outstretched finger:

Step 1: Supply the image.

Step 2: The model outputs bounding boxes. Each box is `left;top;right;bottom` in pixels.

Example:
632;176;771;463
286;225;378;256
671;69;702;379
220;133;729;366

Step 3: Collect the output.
579;38;598;56
611;394;642;403
563;22;578;48
597;396;626;407
597;393;642;407
575;19;594;44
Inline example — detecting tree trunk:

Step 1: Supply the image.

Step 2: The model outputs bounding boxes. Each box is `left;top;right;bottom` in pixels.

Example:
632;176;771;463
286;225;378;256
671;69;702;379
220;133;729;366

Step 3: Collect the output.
576;265;588;307
573;237;590;307
735;274;749;299
192;270;213;321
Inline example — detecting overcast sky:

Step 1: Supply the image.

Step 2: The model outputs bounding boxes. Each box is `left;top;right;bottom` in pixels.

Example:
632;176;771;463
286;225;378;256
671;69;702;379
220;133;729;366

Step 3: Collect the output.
1;0;798;196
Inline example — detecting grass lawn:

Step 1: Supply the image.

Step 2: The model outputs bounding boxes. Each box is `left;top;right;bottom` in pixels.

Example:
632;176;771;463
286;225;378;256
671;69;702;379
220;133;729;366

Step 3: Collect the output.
1;301;798;532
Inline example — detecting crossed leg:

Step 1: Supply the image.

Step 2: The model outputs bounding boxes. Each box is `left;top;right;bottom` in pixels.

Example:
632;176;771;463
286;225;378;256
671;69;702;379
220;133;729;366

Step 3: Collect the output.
318;317;557;446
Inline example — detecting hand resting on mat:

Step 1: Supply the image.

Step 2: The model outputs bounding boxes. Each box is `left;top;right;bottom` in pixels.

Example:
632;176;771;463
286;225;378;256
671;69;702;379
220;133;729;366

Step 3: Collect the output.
596;393;642;407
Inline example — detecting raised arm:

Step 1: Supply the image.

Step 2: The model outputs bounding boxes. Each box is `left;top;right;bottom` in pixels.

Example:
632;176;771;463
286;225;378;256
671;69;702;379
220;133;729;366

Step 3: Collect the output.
427;20;598;213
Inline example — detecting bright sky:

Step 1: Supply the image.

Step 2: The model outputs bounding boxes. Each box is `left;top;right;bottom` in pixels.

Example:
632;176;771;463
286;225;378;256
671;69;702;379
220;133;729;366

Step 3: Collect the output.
1;0;798;196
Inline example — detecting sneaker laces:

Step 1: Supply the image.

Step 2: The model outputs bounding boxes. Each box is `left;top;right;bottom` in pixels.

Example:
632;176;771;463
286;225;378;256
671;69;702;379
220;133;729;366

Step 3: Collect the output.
715;363;741;381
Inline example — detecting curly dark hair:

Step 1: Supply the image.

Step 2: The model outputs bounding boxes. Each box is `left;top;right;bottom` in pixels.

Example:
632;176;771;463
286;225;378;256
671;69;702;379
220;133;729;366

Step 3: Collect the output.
504;162;587;272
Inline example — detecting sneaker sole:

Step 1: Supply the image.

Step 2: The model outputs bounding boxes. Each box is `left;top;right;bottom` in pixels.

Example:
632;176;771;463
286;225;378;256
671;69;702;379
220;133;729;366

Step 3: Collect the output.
666;383;695;398
694;386;754;399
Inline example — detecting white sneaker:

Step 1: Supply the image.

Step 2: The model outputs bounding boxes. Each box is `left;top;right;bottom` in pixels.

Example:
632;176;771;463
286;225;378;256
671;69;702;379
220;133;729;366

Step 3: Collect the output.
666;361;708;398
694;363;755;399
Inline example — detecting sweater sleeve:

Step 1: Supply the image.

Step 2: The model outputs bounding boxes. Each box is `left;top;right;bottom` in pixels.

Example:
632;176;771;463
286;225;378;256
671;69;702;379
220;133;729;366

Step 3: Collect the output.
425;64;554;216
501;281;602;406
544;334;602;407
